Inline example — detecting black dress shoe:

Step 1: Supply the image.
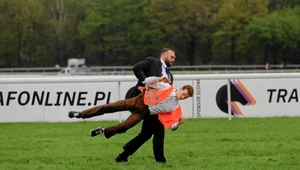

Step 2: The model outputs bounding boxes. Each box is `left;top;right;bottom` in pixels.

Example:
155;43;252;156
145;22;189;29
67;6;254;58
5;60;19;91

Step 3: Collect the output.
115;155;128;163
156;161;166;164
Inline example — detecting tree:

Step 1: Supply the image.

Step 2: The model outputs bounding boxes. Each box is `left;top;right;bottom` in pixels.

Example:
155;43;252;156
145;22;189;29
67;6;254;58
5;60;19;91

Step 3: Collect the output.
269;0;300;11
144;0;223;65
0;0;47;67
79;0;153;66
242;6;300;64
212;0;269;64
42;0;70;66
41;0;86;67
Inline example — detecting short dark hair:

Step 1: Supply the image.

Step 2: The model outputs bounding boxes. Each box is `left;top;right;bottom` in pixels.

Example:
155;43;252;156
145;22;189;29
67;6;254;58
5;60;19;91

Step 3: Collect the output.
160;47;174;55
182;85;194;97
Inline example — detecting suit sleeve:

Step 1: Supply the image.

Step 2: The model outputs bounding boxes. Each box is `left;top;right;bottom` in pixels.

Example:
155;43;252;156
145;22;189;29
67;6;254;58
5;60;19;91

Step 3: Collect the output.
133;57;156;82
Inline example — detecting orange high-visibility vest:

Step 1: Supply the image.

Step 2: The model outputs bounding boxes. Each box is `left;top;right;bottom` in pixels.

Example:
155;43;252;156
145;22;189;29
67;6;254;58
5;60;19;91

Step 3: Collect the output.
144;86;174;105
158;106;182;129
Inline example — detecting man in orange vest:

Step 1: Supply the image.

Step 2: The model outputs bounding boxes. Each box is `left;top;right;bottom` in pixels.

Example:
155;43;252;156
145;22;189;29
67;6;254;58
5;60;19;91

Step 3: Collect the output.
68;76;194;139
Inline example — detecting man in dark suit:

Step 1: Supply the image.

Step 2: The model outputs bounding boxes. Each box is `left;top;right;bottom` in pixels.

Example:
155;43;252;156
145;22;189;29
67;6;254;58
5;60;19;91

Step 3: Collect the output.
115;47;176;163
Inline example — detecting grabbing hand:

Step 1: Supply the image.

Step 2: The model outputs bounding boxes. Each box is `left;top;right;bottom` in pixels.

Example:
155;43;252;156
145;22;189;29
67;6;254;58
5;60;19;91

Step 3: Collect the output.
137;86;145;92
178;117;184;125
159;76;171;83
170;117;184;131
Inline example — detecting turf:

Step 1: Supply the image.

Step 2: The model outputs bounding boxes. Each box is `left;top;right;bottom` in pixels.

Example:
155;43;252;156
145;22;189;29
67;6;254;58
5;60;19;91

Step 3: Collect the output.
0;117;300;170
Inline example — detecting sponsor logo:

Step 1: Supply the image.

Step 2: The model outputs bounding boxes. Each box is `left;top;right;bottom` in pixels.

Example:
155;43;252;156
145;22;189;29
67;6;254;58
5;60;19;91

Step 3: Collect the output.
0;91;111;106
216;79;256;116
195;79;201;117
267;89;299;103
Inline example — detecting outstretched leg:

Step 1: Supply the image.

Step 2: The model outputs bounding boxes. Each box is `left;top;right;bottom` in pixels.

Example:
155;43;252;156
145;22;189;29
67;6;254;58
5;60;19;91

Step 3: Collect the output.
103;112;144;138
90;109;149;139
69;93;145;119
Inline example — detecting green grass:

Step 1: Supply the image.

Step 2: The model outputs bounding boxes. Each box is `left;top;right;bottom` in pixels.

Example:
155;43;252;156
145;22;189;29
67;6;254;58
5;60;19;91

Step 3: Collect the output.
1;117;300;170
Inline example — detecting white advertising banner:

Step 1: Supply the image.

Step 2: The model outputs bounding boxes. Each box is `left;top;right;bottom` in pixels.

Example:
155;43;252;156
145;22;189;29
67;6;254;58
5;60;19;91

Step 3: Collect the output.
0;82;122;122
2;74;300;122
0;83;45;122
44;82;120;122
195;78;300;118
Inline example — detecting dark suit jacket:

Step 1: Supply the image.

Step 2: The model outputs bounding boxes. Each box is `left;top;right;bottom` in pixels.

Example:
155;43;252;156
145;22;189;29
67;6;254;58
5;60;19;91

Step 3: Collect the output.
129;56;173;98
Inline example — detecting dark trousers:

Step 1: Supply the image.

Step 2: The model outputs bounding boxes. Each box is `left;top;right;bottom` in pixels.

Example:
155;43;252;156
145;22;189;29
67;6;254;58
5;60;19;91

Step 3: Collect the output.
122;114;166;162
79;91;166;162
120;88;166;162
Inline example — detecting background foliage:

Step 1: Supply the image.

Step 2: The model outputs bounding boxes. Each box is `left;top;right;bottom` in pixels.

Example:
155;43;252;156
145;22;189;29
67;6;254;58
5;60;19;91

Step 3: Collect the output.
0;0;299;67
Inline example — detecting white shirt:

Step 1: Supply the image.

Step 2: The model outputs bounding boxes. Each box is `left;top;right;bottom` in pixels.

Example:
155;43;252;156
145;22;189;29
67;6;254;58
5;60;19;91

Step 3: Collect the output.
160;59;169;78
143;77;179;115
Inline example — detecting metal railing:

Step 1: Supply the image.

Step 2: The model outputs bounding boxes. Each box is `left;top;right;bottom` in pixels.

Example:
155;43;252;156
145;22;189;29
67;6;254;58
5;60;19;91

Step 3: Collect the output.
0;64;299;75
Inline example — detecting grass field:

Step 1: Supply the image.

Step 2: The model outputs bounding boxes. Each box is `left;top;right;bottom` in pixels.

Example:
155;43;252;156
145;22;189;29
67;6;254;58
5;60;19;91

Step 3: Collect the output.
1;117;300;170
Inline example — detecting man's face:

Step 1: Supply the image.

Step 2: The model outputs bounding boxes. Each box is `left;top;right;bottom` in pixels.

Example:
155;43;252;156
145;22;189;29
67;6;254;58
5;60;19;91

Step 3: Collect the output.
163;50;176;67
176;89;190;100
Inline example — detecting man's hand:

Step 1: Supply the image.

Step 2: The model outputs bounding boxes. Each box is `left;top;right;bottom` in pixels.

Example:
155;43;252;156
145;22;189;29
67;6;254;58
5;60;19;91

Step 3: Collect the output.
159;76;170;83
178;117;184;125
170;117;184;131
142;76;170;86
137;86;145;92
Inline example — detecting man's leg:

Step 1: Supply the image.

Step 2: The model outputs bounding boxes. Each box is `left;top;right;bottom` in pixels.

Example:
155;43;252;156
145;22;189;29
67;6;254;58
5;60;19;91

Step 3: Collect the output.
115;114;154;162
101;112;144;138
69;93;145;119
152;115;166;163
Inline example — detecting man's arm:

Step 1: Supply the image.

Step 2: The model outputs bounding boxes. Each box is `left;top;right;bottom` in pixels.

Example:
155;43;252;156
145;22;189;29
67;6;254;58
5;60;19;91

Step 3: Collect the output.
142;76;169;84
142;76;171;90
133;57;157;82
170;117;184;131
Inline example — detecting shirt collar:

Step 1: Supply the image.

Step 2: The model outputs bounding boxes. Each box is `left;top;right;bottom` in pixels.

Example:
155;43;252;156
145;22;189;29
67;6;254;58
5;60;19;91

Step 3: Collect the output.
160;59;167;68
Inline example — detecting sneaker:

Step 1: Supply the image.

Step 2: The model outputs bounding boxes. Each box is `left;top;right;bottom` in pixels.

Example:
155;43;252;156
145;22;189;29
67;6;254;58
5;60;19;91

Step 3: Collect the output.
90;127;104;137
68;111;81;118
115;154;128;163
